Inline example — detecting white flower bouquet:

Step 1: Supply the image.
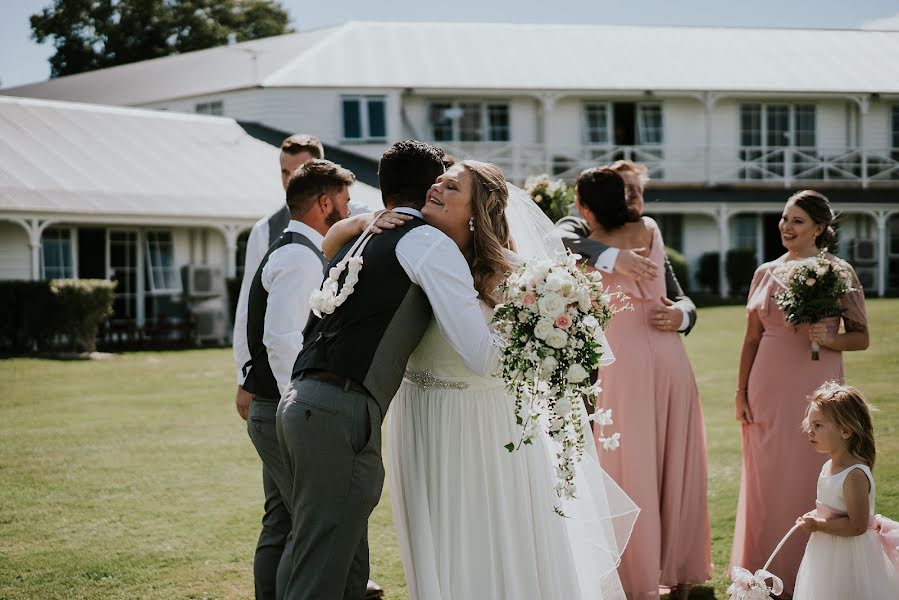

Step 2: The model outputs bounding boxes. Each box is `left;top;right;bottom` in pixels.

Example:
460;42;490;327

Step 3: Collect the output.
772;251;856;360
492;252;625;514
524;173;575;223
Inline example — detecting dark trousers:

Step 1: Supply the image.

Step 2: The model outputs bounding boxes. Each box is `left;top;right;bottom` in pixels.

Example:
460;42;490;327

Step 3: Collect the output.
248;398;294;600
276;377;384;600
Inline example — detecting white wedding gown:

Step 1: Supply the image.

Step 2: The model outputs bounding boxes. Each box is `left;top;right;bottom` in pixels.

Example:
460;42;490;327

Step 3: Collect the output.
387;303;638;600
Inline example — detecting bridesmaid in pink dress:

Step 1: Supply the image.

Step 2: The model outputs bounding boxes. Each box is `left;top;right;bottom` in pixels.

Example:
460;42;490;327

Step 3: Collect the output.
575;166;712;599
730;190;869;597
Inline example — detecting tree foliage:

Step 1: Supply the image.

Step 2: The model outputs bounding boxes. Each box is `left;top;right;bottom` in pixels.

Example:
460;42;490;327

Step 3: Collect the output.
31;0;292;78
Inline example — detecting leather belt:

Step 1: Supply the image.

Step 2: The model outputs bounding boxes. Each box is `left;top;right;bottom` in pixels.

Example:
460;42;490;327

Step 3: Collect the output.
302;369;369;395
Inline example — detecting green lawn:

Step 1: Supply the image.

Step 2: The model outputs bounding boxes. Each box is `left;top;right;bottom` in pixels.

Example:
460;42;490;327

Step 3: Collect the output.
1;300;897;599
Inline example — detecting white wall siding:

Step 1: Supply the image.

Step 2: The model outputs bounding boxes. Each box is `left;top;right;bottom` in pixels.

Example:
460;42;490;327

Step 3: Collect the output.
817;100;849;156
662;97;706;183
864;102;892;151
143;88;267;122
0;222;32;280
681;213;719;290
549;98;582;149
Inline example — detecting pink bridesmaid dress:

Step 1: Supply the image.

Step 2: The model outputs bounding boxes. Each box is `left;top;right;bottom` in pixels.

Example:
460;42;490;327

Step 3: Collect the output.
595;217;711;599
729;255;867;596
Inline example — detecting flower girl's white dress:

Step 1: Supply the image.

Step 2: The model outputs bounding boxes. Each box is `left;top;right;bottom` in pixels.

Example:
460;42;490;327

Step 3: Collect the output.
386;306;638;600
793;460;899;599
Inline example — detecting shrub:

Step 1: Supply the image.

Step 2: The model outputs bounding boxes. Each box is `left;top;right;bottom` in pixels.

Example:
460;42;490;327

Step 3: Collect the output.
665;247;689;293
726;248;758;297
50;279;117;352
0;279;116;354
696;252;720;293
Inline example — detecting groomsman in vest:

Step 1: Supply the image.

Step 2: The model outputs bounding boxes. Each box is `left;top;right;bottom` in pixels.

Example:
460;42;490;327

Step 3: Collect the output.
277;141;500;599
556;159;697;335
234;134;325;421
242;160;355;600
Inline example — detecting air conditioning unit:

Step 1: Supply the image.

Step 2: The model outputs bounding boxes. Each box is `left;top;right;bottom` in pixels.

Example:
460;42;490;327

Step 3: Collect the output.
855;266;876;290
851;240;876;264
192;297;227;345
181;264;224;298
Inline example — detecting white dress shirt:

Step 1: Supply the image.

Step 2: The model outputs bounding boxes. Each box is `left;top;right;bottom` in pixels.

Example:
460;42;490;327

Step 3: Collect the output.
260;220;326;396
233;200;371;385
392;208;499;377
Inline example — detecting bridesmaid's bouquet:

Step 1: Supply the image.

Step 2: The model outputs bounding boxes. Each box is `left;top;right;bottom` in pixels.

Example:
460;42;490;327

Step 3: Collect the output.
772;251;856;360
492;251;625;514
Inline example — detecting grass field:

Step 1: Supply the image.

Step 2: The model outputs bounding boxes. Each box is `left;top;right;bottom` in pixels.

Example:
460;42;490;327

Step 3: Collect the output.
1;300;897;599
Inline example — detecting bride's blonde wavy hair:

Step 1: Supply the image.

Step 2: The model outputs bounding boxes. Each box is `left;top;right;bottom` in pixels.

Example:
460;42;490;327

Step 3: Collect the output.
460;160;516;305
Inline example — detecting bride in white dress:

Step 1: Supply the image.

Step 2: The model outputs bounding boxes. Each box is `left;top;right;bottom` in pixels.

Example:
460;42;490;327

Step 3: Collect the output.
386;160;638;599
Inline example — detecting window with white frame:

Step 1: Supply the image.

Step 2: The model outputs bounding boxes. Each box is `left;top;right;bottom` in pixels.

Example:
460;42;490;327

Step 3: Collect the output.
581;102;663;146
195;101;224;115
582;103;610;145
740;103;816;149
145;231;180;293
731;214;758;252
342;96;387;142
41;227;74;279
429;101;510;142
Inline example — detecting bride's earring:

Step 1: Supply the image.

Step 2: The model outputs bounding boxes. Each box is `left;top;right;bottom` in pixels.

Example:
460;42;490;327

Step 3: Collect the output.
468;216;475;232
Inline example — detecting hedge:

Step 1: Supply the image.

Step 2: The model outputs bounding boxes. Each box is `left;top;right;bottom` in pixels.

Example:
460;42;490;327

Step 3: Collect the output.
665;247;689;293
0;279;116;354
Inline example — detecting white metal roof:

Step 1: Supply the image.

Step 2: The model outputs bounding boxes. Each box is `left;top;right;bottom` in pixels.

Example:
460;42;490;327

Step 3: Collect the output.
0;96;383;222
3;21;899;103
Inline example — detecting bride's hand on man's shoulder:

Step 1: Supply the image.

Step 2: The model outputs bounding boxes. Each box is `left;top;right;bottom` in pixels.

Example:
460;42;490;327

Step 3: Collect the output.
369;210;412;234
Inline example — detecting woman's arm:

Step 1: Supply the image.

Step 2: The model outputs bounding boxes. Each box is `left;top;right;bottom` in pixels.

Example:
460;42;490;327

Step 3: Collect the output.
735;311;764;424
800;469;871;537
809;318;869;352
321;211;411;259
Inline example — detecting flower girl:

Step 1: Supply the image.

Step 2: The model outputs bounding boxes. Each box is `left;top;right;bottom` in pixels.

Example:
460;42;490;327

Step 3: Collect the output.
793;382;899;599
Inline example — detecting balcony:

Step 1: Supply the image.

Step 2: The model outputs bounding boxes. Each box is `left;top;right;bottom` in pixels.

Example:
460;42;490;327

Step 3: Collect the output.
431;142;899;187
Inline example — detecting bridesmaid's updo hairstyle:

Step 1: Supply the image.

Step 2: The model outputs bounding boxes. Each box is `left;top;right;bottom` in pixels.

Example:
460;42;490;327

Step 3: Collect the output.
461;160;515;306
789;190;836;250
576;167;628;231
803;382;877;469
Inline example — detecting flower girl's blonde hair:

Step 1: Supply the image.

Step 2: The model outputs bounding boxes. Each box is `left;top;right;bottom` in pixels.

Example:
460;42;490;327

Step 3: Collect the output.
803;381;877;468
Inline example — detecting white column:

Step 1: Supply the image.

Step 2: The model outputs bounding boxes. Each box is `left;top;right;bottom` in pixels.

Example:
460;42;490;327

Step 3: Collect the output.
222;225;242;279
717;205;730;297
539;93;558;175
875;210;889;297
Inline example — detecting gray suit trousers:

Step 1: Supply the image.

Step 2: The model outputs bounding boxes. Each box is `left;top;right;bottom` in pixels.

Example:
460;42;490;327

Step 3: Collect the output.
247;398;294;600
276;377;384;600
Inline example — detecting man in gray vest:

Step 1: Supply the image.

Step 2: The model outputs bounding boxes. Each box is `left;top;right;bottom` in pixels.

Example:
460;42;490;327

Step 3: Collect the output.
277;141;500;599
242;159;354;600
234;134;325;421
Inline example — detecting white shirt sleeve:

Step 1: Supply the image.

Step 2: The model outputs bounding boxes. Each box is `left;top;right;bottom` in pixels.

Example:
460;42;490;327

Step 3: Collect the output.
676;305;690;332
232;217;269;385
594;247;619;273
261;245;324;397
396;227;499;376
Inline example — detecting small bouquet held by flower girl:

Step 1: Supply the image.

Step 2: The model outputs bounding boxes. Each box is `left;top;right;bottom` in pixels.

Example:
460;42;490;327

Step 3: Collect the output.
492;251;625;514
772;251;856;360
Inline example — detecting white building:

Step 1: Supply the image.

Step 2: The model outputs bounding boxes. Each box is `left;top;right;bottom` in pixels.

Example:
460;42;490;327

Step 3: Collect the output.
4;21;899;295
0;96;383;339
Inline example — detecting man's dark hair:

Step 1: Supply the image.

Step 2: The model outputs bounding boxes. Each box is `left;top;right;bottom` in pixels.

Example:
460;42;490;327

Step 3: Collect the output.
286;159;355;217
576;167;629;231
378;140;446;209
280;134;324;159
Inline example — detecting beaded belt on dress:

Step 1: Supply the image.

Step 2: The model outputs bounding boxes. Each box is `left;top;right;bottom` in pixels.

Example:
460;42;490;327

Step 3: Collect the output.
403;369;470;390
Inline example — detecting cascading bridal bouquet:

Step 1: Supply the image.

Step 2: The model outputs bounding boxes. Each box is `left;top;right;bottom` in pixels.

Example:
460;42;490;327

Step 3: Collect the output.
492;251;626;515
772;251;856;360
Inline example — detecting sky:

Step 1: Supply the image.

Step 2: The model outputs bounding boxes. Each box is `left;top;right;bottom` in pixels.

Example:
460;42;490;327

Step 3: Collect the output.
1;0;898;88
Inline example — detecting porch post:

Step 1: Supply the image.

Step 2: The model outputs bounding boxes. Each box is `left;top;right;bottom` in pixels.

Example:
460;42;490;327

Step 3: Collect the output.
717;205;730;297
222;225;241;279
875;210;889;297
539;93;558;176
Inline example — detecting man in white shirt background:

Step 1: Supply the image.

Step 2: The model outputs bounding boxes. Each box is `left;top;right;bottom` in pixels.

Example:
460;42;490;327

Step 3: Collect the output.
241;159;354;599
